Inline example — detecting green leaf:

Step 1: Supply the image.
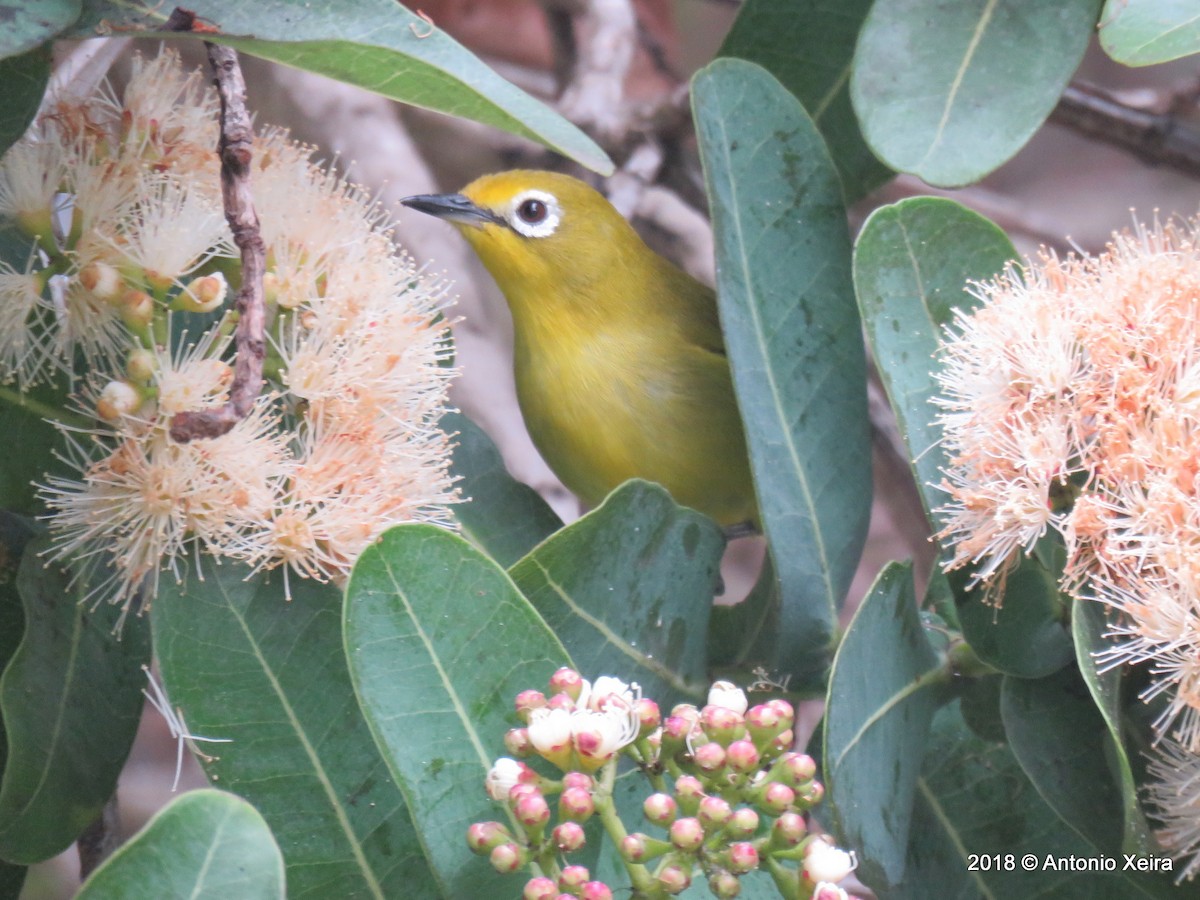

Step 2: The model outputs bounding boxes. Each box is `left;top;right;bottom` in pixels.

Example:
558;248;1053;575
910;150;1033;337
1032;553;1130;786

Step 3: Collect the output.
0;0;80;58
344;525;570;898
851;0;1102;186
0;539;150;864
152;565;434;900
853;197;1016;529
693;58;870;681
1073;596;1161;855
718;0;892;201
824;561;945;891
895;701;1167;898
708;552;775;672
955;558;1074;678
0;516;34;893
77;789;285;900
1100;0;1200;65
0;47;51;158
69;0;610;174
1001;666;1124;854
443;410;561;567
0;378;70;514
509;480;724;706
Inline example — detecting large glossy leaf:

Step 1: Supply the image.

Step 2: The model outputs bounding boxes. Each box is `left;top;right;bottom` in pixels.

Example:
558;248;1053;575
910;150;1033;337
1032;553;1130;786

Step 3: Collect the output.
509;480;724;706
0;47;51;159
718;0;891;201
344;525;570;898
443;410;561;568
0;378;71;514
152;565;433;899
693;59;870;682
0;0;80;58
852;0;1102;186
824;562;945;890
894;702;1168;898
0;539;150;864
1073;596;1160;855
1100;0;1200;65
0;515;34;890
853;197;1015;529
77;789;285;900
68;0;610;174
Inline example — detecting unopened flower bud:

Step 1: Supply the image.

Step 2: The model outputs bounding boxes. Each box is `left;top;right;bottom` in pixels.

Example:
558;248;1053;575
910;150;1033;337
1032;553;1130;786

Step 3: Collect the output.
549;667;585;700
562;771;594;791
668;817;704;852
643;792;678;826
771;811;807;847
558;864;590;891
657;864;692;895
662;715;694;754
803;837;857;884
485;757;531;801
766;699;795;730
621;833;649;862
778;752;818;786
770;729;795;755
96;380;142;421
693;741;726;774
636;698;661;735
547;691;575;711
697;795;732;830
745;704;781;741
178;272;227;313
79;261;122;300
726;806;759;840
552;821;586;853
674;775;705;815
523;876;558;900
579;882;613;900
701;705;745;745
489;842;526;873
560;785;595;822
515;690;547;722
505;727;533;757
125;348;156;384
709;870;741;898
708;681;749;715
811;883;850;900
727;842;759;874
758;781;796;815
726;739;760;774
514;791;550;831
119;288;155;329
466;821;511;854
797;781;824;807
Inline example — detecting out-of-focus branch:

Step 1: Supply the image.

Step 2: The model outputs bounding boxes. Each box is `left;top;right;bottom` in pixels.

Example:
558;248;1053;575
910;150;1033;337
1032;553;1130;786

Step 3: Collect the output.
1050;80;1200;180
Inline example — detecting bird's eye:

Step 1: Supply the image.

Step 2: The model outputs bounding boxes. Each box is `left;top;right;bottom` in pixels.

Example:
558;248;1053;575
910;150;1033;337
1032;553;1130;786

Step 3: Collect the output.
517;198;548;224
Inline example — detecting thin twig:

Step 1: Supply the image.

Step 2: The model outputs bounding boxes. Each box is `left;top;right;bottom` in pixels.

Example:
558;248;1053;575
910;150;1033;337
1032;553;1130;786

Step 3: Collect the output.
77;796;120;879
1049;80;1200;180
163;11;266;442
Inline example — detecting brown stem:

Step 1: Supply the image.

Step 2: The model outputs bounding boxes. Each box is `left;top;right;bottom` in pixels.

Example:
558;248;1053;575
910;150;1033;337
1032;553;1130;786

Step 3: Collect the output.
77;796;120;879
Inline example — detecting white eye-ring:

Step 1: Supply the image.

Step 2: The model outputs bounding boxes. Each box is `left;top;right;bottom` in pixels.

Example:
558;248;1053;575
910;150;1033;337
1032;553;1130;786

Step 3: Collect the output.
508;189;561;238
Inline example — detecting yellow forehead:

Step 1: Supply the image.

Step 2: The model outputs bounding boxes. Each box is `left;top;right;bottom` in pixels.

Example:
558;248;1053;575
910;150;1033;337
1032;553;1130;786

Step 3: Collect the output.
460;170;597;214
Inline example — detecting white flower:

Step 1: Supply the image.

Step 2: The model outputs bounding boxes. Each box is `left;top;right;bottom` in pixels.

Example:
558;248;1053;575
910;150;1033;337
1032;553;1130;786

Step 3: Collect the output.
484;757;525;801
707;680;748;715
1145;737;1200;881
803;836;857;884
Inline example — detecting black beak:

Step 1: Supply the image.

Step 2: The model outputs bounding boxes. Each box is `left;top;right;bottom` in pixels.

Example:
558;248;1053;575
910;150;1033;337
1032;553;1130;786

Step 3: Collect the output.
400;192;503;228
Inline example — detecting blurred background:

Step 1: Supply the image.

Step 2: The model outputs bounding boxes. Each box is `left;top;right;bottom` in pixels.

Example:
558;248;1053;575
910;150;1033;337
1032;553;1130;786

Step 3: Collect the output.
20;2;1200;895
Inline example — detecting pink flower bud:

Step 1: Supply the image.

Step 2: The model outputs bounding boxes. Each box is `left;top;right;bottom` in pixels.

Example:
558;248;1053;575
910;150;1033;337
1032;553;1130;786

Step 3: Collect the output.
620;833;649;862
580;882;613;900
697;795;732;830
643;792;678;825
523;876;558;900
505;727;533;757
547;691;575;711
811;884;851;900
668;817;704;851
726;807;760;839
558;864;590;890
726;739;760;773
693;741;727;774
549;667;585;700
709;870;741;898
798;781;824;807
514;792;550;830
466;821;511;854
766;699;795;729
559;785;595;821
772;811;807;846
701;705;746;746
489;842;526;873
770;729;795;754
727;842;759;874
781;752;817;785
759;781;796;814
657;864;692;895
674;775;705;814
636;698;662;734
745;703;781;738
552;821;586;853
562;771;594;791
508;782;541;805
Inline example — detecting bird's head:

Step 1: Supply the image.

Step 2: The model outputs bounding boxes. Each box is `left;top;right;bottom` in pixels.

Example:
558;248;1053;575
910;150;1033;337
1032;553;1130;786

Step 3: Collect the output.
401;170;636;291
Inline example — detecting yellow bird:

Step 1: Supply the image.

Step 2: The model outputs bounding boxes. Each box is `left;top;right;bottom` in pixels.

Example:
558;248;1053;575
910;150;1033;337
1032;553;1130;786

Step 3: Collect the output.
402;170;757;530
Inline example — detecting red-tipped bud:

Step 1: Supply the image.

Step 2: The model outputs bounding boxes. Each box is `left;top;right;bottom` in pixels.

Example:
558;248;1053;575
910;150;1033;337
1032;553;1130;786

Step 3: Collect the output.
693;741;727;774
759;782;796;815
547;692;575;711
523;876;558;900
766;699;795;730
709;870;741;899
797;780;824;807
811;884;851;900
658;864;692;895
769;729;795;755
558;864;590;891
643;792;678;826
562;771;594;791
701;704;745;745
726;739;760;774
745;704;781;740
515;690;547;722
549;667;585;700
780;752;817;785
508;782;541;805
697;795;732;830
552;821;587;853
674;775;705;815
662;715;694;752
727;842;759;874
505;727;533;757
560;785;595;822
668;817;704;852
489;842;526;873
636;698;662;735
466;821;511;854
514;792;551;831
620;833;649;862
580;882;614;900
726;807;759;839
772;811;807;847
